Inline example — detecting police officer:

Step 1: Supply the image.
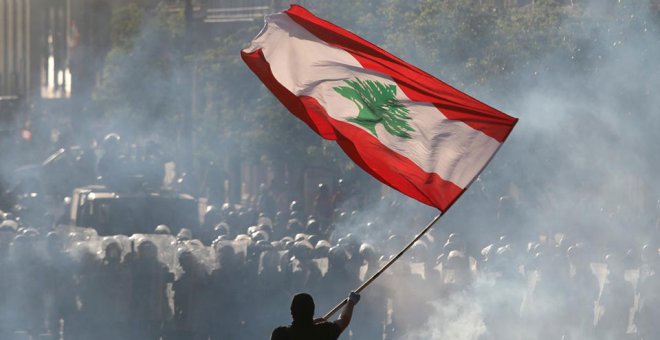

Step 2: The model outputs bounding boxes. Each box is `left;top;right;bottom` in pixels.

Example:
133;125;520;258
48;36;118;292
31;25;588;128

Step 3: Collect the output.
130;240;173;340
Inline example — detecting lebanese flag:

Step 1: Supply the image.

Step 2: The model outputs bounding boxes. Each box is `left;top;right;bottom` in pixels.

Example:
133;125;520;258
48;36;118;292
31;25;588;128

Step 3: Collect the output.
241;5;518;212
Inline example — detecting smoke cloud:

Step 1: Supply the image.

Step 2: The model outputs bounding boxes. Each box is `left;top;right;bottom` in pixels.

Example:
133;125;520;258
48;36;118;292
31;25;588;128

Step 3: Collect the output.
0;1;658;339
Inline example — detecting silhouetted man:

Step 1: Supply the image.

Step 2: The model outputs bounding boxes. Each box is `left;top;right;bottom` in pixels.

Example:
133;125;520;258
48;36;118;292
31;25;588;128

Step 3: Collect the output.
130;240;173;340
271;292;359;340
172;250;210;340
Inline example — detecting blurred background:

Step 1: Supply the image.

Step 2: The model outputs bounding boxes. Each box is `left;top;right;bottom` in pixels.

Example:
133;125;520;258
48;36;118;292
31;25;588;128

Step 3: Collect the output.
0;0;659;339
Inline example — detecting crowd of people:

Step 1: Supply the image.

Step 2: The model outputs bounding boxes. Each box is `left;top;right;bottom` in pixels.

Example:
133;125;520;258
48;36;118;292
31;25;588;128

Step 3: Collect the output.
0;188;658;339
0;134;657;340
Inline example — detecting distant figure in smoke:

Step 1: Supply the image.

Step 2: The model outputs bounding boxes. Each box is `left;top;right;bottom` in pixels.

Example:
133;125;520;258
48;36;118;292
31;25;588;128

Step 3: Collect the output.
595;253;634;339
285;241;323;294
352;243;387;340
92;241;131;340
289;200;303;221
272;211;289;241
565;243;599;338
256;183;277;219
130;240;174;340
42;232;76;339
317;245;360;317
172;250;210;340
8;234;45;338
313;184;334;229
271;292;360;340
331;178;348;210
0;224;15;338
254;245;288;337
97;133;126;189
636;244;659;340
209;244;243;340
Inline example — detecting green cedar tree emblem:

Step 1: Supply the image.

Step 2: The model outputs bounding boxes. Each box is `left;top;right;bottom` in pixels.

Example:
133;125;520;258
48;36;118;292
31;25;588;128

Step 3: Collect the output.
333;78;415;139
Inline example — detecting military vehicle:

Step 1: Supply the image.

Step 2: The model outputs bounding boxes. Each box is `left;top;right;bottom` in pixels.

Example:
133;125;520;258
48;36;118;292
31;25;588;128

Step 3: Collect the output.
69;185;200;236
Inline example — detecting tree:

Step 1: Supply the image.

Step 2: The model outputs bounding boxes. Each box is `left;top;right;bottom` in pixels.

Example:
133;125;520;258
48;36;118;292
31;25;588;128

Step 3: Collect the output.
334;78;414;139
96;1;186;138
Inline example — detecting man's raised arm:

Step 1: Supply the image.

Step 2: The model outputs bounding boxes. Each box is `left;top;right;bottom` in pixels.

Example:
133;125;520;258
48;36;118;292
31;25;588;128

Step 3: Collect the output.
333;291;360;332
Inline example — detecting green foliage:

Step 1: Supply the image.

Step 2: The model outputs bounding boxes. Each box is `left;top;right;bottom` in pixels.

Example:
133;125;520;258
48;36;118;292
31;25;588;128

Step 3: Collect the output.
306;0;387;43
110;2;144;51
96;2;186;135
190;25;324;168
95;0;660;176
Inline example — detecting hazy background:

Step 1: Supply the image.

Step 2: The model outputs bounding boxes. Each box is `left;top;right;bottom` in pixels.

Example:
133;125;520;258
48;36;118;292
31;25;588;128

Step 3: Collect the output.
0;0;659;339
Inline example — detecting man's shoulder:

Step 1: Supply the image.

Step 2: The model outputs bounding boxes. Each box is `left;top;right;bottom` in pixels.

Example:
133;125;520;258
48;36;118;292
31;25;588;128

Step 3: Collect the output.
271;325;290;340
272;322;341;340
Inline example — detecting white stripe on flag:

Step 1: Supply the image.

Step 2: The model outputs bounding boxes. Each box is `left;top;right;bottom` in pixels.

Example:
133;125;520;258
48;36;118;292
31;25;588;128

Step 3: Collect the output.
246;13;501;189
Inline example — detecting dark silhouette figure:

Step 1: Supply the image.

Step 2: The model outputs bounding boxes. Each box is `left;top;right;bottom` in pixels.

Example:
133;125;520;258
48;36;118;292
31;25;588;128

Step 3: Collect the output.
172;251;210;340
271;292;359;340
130;240;173;340
42;232;76;339
8;235;45;338
93;241;132;340
209;245;243;340
313;184;334;230
636;244;659;340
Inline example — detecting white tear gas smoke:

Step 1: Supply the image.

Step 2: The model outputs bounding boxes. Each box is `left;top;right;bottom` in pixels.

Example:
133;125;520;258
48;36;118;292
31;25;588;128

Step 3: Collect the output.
0;1;658;339
321;1;660;339
408;292;487;340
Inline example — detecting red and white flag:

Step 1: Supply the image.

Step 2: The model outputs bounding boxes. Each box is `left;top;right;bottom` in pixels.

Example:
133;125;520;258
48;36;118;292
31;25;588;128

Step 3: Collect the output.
241;5;518;212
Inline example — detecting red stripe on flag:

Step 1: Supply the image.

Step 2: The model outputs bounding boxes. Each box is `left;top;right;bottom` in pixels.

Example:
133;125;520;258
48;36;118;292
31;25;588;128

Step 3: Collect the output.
325;105;465;211
284;5;518;143
241;49;338;140
241;48;464;211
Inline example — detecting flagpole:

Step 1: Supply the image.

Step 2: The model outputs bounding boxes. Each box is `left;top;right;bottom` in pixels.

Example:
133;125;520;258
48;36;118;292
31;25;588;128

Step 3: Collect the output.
323;211;444;320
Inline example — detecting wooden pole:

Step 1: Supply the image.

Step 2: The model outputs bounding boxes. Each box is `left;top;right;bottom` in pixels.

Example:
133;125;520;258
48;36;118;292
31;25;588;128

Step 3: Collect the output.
318;70;512;320
323;212;444;319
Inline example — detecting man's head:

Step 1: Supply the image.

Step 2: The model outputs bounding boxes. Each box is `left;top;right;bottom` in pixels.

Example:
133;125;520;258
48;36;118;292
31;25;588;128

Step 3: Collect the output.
178;250;195;273
104;241;122;263
138;240;158;260
290;293;315;322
